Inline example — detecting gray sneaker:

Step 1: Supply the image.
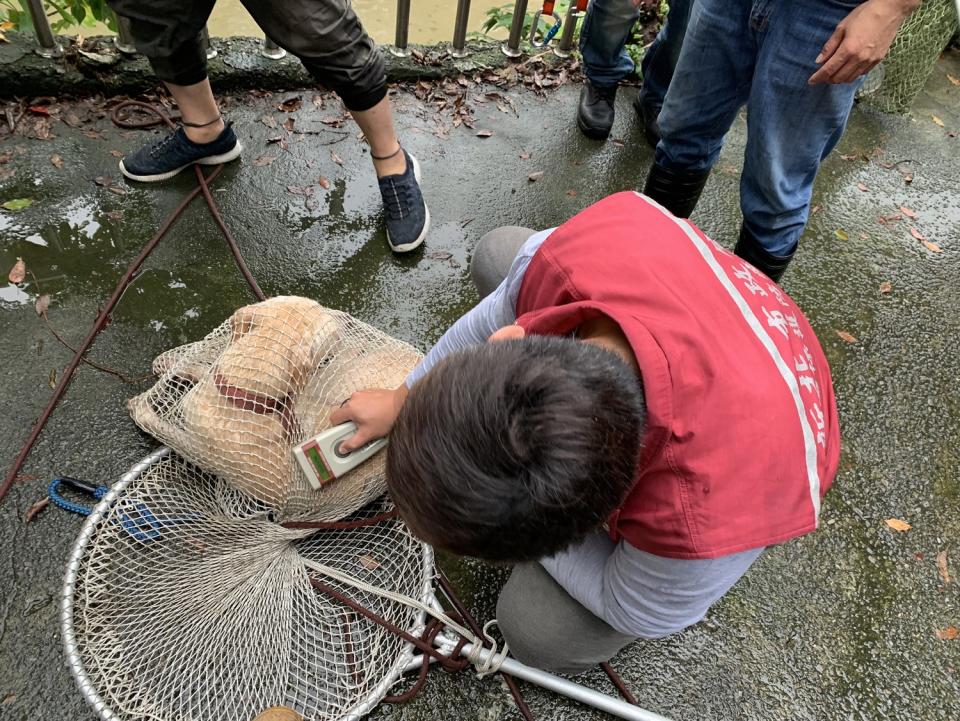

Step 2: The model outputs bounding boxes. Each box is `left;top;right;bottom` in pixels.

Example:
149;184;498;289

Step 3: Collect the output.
377;150;429;253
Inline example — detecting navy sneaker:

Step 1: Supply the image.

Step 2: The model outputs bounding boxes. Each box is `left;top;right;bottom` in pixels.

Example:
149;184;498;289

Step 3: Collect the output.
119;123;242;182
378;150;429;253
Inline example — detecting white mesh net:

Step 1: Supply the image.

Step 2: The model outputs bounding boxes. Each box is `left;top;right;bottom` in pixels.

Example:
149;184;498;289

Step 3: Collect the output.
62;450;434;721
127;296;422;522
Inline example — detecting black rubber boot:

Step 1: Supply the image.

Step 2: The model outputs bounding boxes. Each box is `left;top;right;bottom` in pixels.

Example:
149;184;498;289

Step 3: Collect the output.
734;225;796;283
641;162;711;219
576;80;618;140
633;95;661;148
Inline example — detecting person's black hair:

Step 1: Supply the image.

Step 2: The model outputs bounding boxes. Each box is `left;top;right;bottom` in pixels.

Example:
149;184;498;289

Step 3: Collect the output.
386;335;646;562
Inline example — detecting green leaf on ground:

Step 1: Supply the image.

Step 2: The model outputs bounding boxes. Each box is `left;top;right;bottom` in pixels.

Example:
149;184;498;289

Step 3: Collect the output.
2;198;33;211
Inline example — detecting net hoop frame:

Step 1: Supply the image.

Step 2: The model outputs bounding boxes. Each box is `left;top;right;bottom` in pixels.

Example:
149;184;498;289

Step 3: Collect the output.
60;446;436;721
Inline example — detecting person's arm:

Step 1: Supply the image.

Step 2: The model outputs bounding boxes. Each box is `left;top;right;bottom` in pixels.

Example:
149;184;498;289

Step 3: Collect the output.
540;533;764;638
332;229;552;450
808;0;921;85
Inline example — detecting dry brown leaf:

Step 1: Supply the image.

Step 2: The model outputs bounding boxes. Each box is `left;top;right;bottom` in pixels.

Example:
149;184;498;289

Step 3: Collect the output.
359;554;381;570
884;518;911;532
836;330;858;344
611;139;625;148
94;175;113;187
318;176;330;190
935;626;958;641
936;551;951;584
878;281;892;294
48;368;56;389
278;96;302;113
312;95;324;109
565;189;577;197
35;293;50;315
910;227;926;241
8;257;25;284
330;151;343;166
840;153;858;161
856;182;868;192
260;115;278;129
253;155;277;167
903;171;914;184
108;186;126;196
922;240;943;254
948;74;960;87
286;185;314;197
811;204;824;214
25;496;49;522
528;171;545;182
475;129;494;138
899;206;917;219
50;153;63;169
1;693;15;706
931;115;945;128
109;150;124;158
283;117;295;132
879;213;901;225
519;151;530;160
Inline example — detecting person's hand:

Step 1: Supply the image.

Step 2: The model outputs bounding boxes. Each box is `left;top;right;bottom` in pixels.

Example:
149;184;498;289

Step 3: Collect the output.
329;385;409;453
809;0;919;85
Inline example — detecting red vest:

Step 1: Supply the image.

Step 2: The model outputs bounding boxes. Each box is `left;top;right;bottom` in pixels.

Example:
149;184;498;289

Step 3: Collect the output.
515;192;840;559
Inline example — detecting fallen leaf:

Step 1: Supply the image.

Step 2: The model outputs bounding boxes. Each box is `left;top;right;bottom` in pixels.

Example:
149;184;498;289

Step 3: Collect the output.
282;117;296;133
330;151;343;166
253;155;277;167
840;153;858;161
0;151;10;164
286;185;314;197
565;189;577;197
937;551;951;584
259;115;278;129
48;368;56;389
856;182;868;192
859;233;869;241
94;175;114;187
359;554;381;570
948;74;960;87
3;198;33;212
312;95;324;109
935;627;958;641
108;186;126;196
318;176;330;190
878;281;892;294
922;240;943;253
50;153;63;169
811;204;824;214
28;105;51;116
899;206;917;219
35;293;50;315
884;518;911;532
611;139;625;148
910;227;926;241
8;257;25;283
106;210;124;221
879;213;901;225
519;151;530;160
836;330;858;344
931;115;945;128
834;229;849;241
528;171;545;182
278;96;302;112
25;496;49;522
476;129;494;138
110;150;124;158
1;693;15;705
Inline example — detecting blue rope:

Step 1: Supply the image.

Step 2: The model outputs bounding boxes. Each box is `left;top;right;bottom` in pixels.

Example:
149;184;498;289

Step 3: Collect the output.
48;477;109;516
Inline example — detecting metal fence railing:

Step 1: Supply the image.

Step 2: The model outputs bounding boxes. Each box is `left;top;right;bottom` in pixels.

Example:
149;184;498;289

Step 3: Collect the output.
21;0;590;64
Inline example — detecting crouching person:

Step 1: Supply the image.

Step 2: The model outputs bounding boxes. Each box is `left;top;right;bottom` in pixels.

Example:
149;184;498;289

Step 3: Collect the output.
332;191;840;674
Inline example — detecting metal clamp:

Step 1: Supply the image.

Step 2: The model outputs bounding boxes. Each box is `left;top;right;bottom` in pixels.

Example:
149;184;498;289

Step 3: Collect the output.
529;9;563;48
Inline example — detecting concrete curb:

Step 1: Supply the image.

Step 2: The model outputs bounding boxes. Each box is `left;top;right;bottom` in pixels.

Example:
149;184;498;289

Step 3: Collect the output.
0;32;520;98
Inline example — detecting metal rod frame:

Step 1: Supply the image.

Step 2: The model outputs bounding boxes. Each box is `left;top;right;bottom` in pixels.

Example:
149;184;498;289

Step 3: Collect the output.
25;0;62;58
261;36;287;60
113;13;137;55
501;0;529;58
451;0;471;58
554;1;579;58
391;0;411;57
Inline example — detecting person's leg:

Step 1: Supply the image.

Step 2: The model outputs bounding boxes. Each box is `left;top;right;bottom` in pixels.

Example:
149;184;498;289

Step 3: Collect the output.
241;0;428;252
496;562;635;675
635;0;693;146
641;0;756;218
736;0;866;279
470;226;534;298
575;0;641;140
108;0;241;181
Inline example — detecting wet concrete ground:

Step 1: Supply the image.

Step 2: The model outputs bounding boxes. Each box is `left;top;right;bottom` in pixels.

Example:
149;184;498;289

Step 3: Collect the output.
1;51;958;721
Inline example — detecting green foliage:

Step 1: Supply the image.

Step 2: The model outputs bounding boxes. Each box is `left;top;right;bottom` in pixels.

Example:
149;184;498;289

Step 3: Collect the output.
0;0;117;34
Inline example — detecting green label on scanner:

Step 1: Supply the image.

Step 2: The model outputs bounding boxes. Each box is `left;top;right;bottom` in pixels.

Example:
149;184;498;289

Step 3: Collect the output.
306;445;334;484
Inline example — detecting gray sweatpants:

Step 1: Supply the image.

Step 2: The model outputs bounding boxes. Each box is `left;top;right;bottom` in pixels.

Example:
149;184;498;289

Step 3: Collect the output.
470;227;637;674
108;0;386;111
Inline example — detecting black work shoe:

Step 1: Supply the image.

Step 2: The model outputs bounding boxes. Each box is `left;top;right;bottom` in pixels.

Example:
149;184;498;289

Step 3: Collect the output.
119;123;241;182
734;225;796;283
576;80;618;140
378;150;429;253
633;95;661;148
641;162;711;219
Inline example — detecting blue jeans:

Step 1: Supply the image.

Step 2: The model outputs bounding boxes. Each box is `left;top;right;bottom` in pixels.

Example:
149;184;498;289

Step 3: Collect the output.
580;0;691;106
656;0;866;255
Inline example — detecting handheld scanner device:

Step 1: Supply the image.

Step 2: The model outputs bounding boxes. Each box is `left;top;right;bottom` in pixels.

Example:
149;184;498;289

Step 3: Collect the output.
293;422;387;491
